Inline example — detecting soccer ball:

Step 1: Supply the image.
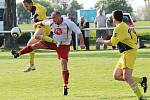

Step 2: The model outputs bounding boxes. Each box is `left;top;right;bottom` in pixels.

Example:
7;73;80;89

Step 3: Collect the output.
11;27;22;38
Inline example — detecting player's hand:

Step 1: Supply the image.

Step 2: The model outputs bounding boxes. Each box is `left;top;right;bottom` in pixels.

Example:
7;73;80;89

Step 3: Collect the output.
80;44;85;49
96;37;104;44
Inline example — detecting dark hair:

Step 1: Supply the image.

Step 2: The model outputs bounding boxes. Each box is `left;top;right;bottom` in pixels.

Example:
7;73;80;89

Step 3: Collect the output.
112;10;123;22
23;0;33;4
51;11;61;17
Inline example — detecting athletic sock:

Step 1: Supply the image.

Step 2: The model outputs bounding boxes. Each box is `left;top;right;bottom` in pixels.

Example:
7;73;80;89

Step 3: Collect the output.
130;82;143;98
29;51;35;67
19;46;34;55
133;77;142;84
62;70;69;86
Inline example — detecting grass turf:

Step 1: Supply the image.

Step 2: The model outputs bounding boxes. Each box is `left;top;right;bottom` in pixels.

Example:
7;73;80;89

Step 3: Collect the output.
0;48;149;100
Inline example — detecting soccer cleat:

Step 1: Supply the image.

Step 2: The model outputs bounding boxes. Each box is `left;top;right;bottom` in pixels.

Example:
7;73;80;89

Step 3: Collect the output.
11;50;19;58
141;77;147;93
139;96;147;100
64;86;69;95
23;66;36;72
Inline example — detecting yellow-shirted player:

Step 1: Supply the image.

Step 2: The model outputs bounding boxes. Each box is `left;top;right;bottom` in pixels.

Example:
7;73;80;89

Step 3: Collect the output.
22;0;53;72
96;10;147;100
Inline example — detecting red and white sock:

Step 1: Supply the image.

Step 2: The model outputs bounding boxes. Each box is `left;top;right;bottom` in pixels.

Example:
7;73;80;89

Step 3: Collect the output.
62;70;69;86
19;46;33;55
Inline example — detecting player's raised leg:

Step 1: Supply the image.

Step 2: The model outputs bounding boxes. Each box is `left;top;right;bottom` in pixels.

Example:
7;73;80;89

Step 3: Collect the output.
11;41;47;58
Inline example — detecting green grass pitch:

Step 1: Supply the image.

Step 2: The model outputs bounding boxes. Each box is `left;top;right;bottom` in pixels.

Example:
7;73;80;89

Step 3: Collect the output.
0;49;149;100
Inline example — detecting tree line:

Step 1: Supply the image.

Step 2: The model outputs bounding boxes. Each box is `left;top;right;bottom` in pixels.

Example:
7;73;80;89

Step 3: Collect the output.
17;0;134;24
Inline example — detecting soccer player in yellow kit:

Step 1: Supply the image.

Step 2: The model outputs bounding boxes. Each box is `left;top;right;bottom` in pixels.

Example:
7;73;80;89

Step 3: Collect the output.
96;10;147;100
22;0;53;72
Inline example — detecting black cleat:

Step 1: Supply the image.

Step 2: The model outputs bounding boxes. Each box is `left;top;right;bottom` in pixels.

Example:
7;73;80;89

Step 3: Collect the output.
11;50;19;58
141;77;147;93
139;96;147;100
64;86;69;96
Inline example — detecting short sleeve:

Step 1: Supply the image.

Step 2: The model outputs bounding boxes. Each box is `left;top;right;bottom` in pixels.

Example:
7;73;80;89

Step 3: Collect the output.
110;28;120;46
67;20;82;34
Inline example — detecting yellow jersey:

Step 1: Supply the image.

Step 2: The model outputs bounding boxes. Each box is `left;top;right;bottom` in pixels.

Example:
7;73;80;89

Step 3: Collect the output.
111;22;137;53
31;1;47;22
31;1;51;35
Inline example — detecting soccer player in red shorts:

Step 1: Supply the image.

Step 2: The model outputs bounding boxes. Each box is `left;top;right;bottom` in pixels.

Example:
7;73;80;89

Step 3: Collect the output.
12;11;85;96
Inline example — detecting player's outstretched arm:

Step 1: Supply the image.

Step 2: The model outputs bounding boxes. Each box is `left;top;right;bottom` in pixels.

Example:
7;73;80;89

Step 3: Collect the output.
78;33;85;49
96;38;112;46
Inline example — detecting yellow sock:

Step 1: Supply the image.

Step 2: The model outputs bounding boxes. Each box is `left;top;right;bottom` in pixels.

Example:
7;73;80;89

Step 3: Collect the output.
130;82;143;98
29;51;34;66
133;77;142;84
40;35;54;43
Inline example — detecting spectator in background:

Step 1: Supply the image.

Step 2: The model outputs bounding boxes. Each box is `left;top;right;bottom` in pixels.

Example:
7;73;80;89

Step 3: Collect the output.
67;13;77;50
77;17;90;50
94;9;107;50
106;15;116;49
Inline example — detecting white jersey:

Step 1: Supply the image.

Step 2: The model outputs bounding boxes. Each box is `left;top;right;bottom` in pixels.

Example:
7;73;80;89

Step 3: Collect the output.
42;18;81;45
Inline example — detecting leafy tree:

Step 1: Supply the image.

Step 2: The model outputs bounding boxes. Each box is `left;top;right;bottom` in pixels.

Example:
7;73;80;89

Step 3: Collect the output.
66;0;83;20
95;0;133;14
144;7;150;20
17;3;31;24
38;0;54;16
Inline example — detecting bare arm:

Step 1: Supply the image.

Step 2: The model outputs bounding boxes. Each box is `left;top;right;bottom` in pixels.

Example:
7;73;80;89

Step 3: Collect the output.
96;38;112;46
78;33;85;49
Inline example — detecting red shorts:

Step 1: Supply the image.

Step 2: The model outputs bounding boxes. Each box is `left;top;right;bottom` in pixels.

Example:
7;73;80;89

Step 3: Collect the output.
40;41;70;60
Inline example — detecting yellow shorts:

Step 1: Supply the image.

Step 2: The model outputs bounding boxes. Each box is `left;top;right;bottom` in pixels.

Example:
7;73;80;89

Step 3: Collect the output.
35;25;51;36
116;49;137;69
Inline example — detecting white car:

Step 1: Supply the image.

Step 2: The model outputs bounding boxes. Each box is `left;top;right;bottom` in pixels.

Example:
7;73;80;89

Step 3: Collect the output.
106;13;135;26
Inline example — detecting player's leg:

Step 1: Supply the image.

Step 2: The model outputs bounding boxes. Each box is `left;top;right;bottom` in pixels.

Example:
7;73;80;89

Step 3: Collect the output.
133;76;147;93
38;26;54;43
113;67;124;81
96;30;101;50
123;68;146;100
12;41;47;58
102;30;107;50
56;45;70;95
25;37;39;72
61;58;69;95
113;55;124;81
122;50;147;100
24;28;43;72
